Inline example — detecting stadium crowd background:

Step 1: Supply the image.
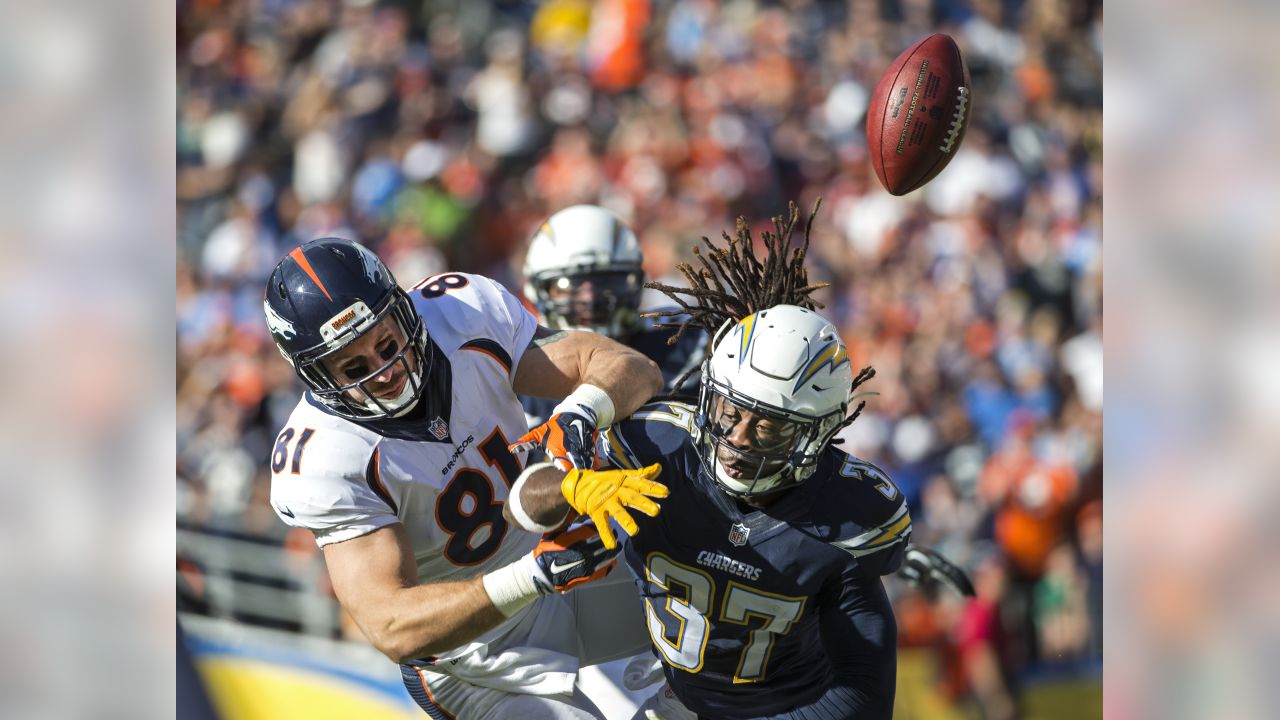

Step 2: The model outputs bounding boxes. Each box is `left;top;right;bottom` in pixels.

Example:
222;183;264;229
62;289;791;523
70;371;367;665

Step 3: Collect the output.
177;0;1101;715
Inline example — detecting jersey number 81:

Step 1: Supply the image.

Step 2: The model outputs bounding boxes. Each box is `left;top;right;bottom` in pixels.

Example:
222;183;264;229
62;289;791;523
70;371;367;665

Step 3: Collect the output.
434;428;522;566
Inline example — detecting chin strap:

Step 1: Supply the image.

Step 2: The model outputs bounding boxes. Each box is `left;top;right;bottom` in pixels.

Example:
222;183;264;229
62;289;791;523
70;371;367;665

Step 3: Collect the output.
711;456;792;499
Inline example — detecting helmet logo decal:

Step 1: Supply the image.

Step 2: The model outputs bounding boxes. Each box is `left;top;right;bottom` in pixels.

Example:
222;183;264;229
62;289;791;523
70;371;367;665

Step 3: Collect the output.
319;301;376;343
356;245;383;284
736;314;758;367
263;300;297;339
793;341;849;392
329;308;358;332
729;522;750;546
289;246;334;301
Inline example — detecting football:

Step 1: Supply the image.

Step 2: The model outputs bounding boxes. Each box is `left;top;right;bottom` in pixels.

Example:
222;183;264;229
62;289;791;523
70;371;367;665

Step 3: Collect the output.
866;33;972;196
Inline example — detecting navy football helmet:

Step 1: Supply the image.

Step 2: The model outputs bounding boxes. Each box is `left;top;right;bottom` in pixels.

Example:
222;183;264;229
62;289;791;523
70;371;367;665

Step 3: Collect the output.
263;238;428;420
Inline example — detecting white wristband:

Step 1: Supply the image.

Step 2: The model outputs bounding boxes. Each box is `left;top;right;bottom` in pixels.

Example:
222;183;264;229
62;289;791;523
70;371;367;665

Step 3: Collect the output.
508;462;567;533
482;554;543;617
553;383;616;428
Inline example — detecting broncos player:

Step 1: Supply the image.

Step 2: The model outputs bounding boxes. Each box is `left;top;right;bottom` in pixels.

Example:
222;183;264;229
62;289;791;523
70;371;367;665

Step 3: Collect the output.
262;237;672;719
508;204;972;719
520;205;705;426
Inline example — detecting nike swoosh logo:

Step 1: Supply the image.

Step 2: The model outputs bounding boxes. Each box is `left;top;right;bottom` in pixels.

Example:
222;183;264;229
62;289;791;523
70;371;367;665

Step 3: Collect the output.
277;505;295;518
549;559;585;574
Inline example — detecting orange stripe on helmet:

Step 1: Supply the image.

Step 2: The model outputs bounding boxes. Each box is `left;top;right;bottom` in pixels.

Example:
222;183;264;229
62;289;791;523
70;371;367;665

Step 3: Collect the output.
289;246;334;301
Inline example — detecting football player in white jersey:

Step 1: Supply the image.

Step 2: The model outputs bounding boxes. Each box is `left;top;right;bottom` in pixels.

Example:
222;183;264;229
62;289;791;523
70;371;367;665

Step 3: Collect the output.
520;205;708;428
263;237;672;719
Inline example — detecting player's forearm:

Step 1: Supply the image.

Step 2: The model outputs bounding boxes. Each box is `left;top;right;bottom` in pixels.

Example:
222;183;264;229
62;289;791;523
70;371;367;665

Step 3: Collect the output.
578;345;662;422
515;330;662;420
365;576;506;663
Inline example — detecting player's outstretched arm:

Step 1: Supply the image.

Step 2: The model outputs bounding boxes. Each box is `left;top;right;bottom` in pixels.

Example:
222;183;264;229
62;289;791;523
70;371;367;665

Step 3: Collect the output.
324;522;624;663
323;524;507;663
514;326;663;425
509;328;661;472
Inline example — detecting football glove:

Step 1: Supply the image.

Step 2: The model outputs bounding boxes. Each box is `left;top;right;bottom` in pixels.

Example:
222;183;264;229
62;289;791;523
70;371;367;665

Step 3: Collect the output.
510;409;599;471
530;525;621;593
561;463;667;550
898;545;976;598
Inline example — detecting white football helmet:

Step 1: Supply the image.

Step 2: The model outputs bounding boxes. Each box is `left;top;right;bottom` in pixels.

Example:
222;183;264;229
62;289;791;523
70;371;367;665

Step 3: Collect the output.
694;305;854;498
523;204;645;338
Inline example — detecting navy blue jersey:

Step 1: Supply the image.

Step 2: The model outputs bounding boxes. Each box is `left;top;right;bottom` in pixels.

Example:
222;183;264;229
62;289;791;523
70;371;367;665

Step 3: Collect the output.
521;323;705;424
600;401;910;719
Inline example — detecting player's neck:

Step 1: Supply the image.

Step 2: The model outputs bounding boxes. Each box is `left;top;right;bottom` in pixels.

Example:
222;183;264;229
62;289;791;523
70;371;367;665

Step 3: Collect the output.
733;486;791;512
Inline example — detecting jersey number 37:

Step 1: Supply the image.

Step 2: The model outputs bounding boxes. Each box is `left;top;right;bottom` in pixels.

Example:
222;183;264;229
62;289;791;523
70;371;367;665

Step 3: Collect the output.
644;552;806;683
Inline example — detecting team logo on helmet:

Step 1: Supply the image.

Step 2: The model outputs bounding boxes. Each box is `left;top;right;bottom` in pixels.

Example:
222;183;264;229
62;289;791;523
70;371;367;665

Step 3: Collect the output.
729;522;750;546
263;300;296;339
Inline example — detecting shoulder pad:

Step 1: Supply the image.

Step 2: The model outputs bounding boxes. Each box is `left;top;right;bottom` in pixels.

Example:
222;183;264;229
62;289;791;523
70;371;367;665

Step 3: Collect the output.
411;272;537;372
599;400;697;469
822;453;912;556
268;419;398;545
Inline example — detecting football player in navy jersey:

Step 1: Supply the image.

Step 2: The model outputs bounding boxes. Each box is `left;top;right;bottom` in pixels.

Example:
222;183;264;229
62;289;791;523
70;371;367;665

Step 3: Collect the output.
519;205;706;427
508;203;972;719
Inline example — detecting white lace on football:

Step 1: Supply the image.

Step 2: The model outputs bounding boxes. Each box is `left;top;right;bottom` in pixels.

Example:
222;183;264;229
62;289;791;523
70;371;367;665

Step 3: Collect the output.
939;86;970;154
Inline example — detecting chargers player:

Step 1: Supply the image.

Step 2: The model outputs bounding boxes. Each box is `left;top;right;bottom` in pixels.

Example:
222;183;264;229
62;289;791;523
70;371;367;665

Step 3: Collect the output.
509;204;970;719
263;237;671;719
520;205;706;427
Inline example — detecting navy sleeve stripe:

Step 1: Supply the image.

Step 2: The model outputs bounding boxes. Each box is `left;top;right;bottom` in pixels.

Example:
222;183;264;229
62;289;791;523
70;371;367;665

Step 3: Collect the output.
366;448;399;514
460;338;512;374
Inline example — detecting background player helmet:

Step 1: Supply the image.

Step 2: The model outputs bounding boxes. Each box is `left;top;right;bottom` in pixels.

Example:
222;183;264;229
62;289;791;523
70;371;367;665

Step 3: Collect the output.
693;305;853;498
263;237;428;420
522;204;645;339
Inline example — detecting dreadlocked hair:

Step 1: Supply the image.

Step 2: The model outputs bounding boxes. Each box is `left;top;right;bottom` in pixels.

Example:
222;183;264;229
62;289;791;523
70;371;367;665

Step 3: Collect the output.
644;199;827;343
643;198;877;418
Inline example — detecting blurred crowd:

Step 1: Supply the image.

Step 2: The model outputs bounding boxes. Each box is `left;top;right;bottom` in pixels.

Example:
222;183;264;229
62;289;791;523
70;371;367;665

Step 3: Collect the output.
177;0;1102;715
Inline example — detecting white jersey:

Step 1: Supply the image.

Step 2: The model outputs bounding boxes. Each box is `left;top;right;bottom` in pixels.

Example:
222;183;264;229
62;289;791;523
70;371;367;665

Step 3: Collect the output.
268;273;582;691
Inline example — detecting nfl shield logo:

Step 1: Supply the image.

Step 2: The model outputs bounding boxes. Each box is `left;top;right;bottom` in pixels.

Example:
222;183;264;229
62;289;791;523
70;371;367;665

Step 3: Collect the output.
729;522;750;546
428;417;449;440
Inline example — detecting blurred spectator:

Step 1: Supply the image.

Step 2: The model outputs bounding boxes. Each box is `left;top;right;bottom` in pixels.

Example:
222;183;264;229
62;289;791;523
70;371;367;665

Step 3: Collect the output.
953;548;1019;720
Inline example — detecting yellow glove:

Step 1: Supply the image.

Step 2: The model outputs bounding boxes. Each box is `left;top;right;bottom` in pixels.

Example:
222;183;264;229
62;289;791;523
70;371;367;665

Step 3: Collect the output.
561;464;668;550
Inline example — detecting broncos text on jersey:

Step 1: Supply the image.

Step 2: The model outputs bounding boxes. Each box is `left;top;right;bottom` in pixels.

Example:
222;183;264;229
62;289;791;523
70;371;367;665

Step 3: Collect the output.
599;401;910;719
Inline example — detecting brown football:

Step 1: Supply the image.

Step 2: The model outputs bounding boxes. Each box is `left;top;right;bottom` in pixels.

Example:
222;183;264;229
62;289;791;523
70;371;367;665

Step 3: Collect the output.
866;33;972;196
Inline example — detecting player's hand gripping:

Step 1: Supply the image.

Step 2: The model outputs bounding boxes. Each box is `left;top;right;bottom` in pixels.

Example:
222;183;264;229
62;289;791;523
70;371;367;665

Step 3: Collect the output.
529;525;622;593
898;545;976;597
561;464;667;550
510;409;599;471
